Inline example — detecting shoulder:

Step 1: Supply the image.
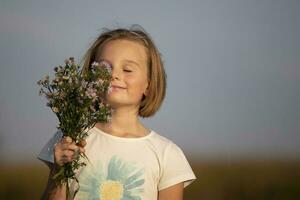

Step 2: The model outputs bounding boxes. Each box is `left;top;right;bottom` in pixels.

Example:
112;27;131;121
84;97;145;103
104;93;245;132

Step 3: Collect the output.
150;130;172;144
150;130;173;146
153;131;196;190
149;130;183;155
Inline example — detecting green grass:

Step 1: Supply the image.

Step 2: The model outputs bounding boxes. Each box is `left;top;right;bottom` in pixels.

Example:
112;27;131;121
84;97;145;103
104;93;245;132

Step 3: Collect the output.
1;159;300;199
184;159;300;200
0;163;49;200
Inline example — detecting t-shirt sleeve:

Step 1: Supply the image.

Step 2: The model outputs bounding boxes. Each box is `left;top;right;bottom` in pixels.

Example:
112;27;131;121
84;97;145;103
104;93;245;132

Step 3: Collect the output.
158;142;196;191
37;130;63;165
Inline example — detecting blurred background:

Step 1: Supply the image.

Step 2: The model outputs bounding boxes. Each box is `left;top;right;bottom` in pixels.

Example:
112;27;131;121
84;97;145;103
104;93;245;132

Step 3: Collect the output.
1;0;300;199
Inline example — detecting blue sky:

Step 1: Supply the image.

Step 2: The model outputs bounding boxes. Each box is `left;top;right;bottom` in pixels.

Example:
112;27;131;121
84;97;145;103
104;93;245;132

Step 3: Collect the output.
0;0;299;162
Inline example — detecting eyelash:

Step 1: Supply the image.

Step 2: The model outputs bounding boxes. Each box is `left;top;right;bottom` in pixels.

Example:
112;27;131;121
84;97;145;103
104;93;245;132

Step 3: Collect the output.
123;69;132;72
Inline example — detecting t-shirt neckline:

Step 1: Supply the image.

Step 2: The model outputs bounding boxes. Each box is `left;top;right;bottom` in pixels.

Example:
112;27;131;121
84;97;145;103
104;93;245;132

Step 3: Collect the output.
93;126;154;141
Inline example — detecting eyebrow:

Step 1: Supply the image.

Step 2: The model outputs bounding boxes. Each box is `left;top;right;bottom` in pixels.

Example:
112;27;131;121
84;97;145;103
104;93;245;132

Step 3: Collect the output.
96;58;140;68
97;59;113;66
123;59;140;68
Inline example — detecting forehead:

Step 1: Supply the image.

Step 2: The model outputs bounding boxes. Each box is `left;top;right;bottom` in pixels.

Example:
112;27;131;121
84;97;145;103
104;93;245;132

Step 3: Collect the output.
95;39;148;65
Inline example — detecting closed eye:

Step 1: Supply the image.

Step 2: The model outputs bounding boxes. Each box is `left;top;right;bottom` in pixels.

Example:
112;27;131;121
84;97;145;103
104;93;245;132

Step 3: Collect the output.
124;69;132;72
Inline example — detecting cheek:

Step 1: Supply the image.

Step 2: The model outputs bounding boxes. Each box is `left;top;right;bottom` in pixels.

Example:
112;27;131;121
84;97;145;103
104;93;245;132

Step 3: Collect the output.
128;77;147;95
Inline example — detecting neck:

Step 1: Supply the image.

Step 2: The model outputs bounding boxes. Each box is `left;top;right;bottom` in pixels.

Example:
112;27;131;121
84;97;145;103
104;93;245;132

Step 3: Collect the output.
95;106;149;137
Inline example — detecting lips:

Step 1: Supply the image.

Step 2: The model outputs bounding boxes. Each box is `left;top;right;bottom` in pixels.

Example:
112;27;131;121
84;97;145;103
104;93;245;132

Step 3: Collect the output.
111;85;126;89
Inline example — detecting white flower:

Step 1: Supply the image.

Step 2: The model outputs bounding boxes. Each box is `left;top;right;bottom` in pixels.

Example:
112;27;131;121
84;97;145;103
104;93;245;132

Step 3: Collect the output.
97;79;104;86
52;107;59;113
91;61;99;68
108;85;113;94
81;80;88;88
64;58;72;66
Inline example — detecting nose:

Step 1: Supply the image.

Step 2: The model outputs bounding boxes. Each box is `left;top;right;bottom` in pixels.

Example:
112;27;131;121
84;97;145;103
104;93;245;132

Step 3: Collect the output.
111;67;120;80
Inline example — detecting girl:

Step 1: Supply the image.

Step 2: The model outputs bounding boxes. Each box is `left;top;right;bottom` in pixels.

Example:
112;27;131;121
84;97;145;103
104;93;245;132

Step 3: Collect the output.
38;25;196;200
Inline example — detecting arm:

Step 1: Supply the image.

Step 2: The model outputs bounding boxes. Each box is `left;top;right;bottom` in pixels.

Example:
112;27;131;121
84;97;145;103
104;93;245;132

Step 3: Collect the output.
158;182;184;200
40;162;67;200
40;137;86;200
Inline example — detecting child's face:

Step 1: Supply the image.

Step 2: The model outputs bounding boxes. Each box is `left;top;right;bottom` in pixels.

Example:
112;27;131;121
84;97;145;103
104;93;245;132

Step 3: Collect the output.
95;39;149;109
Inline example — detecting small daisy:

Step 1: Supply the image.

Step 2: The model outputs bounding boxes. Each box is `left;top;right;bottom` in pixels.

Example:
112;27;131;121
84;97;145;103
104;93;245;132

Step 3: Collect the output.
76;155;144;200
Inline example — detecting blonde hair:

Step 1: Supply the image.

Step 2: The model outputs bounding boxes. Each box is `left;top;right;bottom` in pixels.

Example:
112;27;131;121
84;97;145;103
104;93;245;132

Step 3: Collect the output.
81;25;167;117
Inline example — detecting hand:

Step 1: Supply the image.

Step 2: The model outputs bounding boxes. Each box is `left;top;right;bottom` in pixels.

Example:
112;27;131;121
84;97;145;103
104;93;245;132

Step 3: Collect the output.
54;136;86;167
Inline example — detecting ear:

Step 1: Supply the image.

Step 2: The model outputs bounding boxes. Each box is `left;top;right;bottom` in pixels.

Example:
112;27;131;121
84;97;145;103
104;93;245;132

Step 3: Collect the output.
144;90;148;96
143;82;149;96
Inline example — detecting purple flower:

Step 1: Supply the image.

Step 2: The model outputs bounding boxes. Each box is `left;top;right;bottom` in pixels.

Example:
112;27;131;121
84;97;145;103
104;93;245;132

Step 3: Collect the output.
100;61;112;73
85;87;97;99
37;56;112;195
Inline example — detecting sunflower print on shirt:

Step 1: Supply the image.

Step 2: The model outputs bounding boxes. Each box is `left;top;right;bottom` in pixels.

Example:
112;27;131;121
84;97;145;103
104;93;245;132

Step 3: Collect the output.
75;155;145;200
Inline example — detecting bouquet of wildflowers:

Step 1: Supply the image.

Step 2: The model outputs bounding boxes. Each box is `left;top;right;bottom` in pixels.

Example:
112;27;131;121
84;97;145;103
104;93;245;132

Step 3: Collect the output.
37;57;112;199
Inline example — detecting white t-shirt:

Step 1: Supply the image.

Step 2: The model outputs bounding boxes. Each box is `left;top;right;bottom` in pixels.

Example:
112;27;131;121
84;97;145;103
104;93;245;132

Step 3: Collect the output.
37;127;196;200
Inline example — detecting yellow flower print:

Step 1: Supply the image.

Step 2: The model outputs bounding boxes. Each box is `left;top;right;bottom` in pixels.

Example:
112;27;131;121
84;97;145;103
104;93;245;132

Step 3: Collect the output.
99;180;124;200
76;155;144;200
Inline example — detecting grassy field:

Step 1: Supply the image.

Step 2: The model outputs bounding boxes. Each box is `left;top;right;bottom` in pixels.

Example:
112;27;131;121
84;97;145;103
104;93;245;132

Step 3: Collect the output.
184;159;300;200
1;159;300;199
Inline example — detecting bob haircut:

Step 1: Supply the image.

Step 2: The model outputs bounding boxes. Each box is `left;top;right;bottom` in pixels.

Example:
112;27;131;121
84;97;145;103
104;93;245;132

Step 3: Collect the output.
81;25;167;118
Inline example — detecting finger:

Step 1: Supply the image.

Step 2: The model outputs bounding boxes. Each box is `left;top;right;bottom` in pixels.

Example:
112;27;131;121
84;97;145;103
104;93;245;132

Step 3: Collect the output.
54;149;74;166
63;136;73;144
61;143;80;151
60;136;73;144
59;137;68;145
61;151;75;162
56;154;69;166
61;154;72;163
63;149;75;157
79;147;85;153
78;140;87;147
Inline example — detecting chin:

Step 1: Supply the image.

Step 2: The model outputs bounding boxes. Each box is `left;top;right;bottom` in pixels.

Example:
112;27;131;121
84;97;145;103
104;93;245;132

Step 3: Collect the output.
106;94;142;108
107;100;140;110
107;96;124;104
